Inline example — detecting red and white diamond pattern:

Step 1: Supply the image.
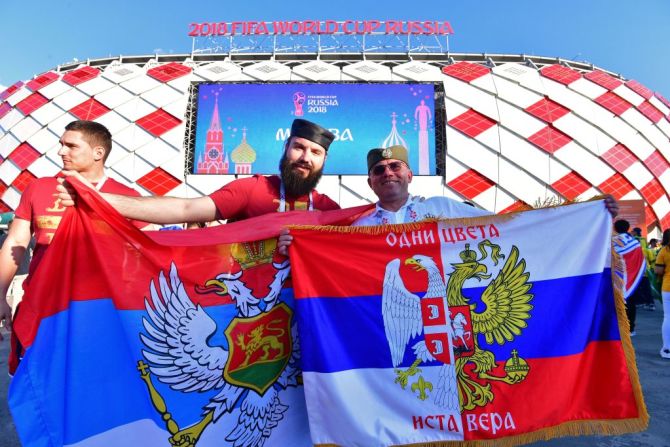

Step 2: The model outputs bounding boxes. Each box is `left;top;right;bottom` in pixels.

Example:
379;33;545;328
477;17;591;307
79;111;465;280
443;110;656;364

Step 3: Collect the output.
1;58;670;229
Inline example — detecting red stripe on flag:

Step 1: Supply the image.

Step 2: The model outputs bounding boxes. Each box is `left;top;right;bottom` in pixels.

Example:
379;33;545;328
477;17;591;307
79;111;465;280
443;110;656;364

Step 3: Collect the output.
462;341;638;440
290;224;445;298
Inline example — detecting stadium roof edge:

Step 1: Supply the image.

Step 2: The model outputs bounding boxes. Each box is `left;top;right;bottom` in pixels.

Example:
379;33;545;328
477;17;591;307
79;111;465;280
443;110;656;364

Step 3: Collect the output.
49;52;623;81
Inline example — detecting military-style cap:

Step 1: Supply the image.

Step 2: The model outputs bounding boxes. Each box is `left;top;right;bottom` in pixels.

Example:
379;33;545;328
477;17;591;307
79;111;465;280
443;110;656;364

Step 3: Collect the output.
290;119;335;151
367;145;409;172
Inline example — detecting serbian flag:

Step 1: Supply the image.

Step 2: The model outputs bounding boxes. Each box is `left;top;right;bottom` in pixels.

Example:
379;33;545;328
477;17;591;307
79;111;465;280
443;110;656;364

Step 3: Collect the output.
8;179;369;447
288;200;648;446
612;233;647;299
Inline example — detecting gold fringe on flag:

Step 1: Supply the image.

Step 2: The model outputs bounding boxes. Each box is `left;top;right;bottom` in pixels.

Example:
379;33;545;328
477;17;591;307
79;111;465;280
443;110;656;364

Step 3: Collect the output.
289;196;612;235
288;213;516;235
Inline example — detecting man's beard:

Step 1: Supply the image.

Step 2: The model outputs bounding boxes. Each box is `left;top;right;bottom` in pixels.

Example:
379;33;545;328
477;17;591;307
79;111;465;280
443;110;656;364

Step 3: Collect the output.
279;154;324;197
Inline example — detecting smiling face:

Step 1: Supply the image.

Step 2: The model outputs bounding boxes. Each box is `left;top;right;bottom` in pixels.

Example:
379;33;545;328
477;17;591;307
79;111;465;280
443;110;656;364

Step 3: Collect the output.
367;159;413;209
57;130;104;175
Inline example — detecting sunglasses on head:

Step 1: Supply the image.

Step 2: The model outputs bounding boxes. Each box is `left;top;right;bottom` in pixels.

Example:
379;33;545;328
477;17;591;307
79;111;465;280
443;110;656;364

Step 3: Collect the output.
371;161;404;176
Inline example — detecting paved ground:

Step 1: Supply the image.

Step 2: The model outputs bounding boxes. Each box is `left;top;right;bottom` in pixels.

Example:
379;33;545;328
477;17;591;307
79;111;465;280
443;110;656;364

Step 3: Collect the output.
0;309;668;446
527;307;670;447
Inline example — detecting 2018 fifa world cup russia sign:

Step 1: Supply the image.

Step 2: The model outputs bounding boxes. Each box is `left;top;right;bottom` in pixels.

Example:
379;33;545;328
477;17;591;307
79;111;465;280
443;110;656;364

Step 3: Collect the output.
188;20;454;36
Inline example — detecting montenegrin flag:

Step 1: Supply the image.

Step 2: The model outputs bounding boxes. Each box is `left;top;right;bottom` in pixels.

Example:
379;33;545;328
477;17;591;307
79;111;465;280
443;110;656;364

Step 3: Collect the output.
8;178;370;447
288;200;648;447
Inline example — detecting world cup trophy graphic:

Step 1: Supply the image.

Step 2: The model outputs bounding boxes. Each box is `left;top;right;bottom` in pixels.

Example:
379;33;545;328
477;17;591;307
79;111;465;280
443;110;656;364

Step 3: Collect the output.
293;92;306;116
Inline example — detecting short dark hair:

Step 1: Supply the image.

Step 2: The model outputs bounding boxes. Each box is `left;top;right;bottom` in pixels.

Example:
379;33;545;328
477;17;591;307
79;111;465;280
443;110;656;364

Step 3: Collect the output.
65;120;112;162
663;229;670;247
613;219;630;234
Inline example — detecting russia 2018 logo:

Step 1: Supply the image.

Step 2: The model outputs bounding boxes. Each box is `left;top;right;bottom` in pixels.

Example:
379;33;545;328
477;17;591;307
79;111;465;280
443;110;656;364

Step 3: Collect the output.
293;92;306;116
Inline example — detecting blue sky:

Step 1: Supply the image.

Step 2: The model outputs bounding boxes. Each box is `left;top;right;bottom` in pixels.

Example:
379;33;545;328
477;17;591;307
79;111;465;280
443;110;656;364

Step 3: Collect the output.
1;0;668;97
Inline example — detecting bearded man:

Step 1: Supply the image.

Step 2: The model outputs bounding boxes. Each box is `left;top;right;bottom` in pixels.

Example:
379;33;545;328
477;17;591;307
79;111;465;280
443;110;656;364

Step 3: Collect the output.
58;119;339;223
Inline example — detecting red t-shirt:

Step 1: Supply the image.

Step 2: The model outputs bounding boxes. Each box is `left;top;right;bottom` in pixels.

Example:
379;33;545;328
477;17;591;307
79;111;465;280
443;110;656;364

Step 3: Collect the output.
208;175;340;221
14;176;143;278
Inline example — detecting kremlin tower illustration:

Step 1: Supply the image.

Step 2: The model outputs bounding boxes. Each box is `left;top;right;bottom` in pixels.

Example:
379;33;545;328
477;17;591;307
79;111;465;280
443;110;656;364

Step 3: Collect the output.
196;93;258;174
197;93;228;173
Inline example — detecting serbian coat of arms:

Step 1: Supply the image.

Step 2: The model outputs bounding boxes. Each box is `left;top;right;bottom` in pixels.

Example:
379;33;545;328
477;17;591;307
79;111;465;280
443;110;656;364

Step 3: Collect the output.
381;240;534;412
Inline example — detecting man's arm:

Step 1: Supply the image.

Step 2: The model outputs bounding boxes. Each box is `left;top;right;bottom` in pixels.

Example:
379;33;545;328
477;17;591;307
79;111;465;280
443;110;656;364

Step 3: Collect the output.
655;247;667;287
98;193;218;224
0;218;31;339
655;249;665;275
58;171;218;224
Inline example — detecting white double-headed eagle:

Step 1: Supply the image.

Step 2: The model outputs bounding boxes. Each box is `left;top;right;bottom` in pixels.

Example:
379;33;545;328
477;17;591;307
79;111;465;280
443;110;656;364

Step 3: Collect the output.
139;259;296;447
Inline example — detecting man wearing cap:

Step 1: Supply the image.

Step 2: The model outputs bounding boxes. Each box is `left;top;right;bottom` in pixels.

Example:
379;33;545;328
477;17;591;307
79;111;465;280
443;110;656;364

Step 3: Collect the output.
353;145;619;226
58;118;340;224
353;145;489;226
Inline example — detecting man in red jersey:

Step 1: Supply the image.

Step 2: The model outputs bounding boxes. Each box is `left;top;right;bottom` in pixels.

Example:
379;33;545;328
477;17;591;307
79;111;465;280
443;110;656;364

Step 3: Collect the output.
0;121;145;360
58;118;340;223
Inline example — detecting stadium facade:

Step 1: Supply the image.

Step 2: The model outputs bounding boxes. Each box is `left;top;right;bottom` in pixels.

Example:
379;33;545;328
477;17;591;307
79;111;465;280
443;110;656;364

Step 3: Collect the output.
1;51;670;231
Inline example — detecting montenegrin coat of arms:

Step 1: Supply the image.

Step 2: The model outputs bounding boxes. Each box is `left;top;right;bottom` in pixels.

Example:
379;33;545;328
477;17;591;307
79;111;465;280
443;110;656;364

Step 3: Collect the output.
382;240;533;411
136;239;297;447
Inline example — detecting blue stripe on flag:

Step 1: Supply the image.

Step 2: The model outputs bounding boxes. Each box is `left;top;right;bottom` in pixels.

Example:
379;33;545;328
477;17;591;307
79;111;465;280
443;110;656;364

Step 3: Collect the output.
9;299;237;445
296;270;619;373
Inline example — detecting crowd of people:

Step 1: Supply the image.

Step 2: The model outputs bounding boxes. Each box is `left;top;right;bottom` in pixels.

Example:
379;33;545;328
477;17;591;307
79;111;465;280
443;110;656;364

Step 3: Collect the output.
0;117;665;376
614;217;670;359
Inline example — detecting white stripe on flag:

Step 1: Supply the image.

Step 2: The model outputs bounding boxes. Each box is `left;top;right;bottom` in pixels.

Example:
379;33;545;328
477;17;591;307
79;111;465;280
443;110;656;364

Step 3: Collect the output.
303;368;464;447
436;201;612;284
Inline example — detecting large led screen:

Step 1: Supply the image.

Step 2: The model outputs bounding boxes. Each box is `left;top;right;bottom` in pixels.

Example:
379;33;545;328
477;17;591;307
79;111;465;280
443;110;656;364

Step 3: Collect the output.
191;83;437;175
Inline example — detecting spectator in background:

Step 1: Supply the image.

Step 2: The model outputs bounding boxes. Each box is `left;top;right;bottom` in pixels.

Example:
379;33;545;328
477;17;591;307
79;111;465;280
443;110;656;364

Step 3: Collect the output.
629;227;656;310
0;120;148;373
613;219;648;336
645;238;662;306
654;229;670;359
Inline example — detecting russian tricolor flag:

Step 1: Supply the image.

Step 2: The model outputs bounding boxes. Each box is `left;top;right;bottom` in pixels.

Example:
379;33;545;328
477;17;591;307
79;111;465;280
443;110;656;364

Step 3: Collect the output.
289;200;648;446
